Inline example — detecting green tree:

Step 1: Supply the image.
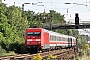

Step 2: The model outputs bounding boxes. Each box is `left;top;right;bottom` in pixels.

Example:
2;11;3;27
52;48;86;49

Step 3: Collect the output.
24;10;43;27
0;46;6;56
0;4;29;52
49;10;65;23
5;5;29;52
0;3;11;50
0;0;2;3
7;5;29;37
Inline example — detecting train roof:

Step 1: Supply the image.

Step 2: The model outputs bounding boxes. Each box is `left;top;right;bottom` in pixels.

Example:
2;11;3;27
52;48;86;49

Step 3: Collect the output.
27;28;76;38
42;28;76;38
42;28;70;37
27;28;42;30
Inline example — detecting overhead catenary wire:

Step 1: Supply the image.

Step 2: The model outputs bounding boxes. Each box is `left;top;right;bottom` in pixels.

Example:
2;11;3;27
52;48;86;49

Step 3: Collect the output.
3;0;90;17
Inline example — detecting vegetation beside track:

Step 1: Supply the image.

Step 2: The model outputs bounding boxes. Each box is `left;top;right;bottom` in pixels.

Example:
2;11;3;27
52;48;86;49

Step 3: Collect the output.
0;46;6;56
1;51;16;56
76;44;90;60
32;54;57;60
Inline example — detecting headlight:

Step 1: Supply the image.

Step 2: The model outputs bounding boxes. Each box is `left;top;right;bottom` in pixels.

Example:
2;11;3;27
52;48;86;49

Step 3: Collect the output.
38;42;41;44
27;42;30;44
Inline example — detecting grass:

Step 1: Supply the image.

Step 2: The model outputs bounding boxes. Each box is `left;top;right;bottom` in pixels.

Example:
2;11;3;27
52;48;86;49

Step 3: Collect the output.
81;55;90;60
2;51;16;56
76;55;90;60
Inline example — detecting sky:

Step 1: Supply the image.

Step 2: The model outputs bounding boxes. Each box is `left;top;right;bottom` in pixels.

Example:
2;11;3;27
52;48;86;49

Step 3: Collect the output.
2;0;90;35
2;0;90;22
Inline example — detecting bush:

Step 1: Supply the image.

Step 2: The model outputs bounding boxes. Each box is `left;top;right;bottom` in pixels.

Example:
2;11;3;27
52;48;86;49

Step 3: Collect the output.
85;49;90;56
9;42;27;54
81;44;89;50
32;54;42;60
47;54;57;60
78;48;90;57
78;49;85;57
0;46;6;56
2;51;16;56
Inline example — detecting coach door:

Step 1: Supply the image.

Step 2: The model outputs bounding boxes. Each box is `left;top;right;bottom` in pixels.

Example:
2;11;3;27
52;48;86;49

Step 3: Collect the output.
68;37;72;47
70;38;72;47
68;37;70;47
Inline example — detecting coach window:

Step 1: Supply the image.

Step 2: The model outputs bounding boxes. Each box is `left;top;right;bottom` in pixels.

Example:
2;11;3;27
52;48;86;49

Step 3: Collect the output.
75;38;76;42
66;37;67;41
63;37;65;41
57;36;58;41
64;37;65;41
55;36;57;41
52;35;54;41
59;37;61;41
53;35;55;41
50;35;52;41
53;36;55;41
57;37;58;41
59;36;60;41
73;38;75;42
58;37;60;41
62;37;63;41
62;37;64;41
61;37;62;41
58;37;59;41
34;32;41;36
67;37;68;41
53;36;54;41
28;32;33;36
65;37;67;41
64;37;66;41
50;35;51;41
55;36;56;41
51;35;52;41
72;38;74;42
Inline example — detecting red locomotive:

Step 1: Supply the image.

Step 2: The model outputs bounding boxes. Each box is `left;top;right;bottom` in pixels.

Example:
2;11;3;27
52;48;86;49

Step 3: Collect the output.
25;28;76;53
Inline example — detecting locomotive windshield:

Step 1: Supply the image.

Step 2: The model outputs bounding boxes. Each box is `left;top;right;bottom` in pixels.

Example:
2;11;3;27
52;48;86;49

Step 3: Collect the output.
28;32;41;36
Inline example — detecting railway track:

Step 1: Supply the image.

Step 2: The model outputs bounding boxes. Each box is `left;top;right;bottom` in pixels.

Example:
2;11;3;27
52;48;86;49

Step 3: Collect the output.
0;48;77;60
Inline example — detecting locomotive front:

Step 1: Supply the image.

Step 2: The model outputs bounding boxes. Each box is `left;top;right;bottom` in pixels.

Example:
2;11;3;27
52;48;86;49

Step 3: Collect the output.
25;28;42;53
